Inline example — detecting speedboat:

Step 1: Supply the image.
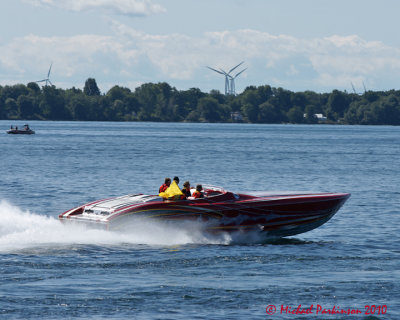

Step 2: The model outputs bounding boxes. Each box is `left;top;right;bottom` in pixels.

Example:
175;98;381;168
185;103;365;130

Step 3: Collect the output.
59;186;350;237
7;124;35;134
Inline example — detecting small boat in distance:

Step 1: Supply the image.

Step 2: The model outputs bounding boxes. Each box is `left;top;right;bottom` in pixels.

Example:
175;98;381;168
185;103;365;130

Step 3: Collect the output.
7;124;35;135
59;186;350;237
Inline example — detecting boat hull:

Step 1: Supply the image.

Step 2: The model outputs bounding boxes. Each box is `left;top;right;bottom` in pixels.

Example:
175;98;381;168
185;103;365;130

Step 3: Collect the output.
59;190;350;237
7;129;35;134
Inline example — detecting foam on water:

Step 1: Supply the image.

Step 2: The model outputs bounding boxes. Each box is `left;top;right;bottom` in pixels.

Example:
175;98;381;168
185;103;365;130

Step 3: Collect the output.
0;200;235;252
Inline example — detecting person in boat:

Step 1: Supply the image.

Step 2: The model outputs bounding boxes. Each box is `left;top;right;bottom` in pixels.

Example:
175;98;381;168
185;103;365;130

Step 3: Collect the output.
192;184;204;199
159;178;171;193
171;176;185;199
181;181;191;198
159;176;184;200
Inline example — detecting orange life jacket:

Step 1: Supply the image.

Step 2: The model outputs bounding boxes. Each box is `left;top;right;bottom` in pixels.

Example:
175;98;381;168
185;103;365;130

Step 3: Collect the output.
192;190;203;199
159;184;169;193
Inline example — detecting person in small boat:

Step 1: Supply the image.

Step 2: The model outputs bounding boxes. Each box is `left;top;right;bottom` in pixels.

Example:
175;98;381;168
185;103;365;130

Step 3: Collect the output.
192;184;204;199
159;178;171;193
181;181;191;198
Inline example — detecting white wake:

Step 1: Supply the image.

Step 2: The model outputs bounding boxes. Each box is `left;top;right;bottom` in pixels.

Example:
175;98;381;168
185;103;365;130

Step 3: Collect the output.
0;200;235;253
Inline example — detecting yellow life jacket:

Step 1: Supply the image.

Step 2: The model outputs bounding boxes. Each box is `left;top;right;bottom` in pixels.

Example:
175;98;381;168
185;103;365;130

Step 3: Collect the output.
159;181;183;199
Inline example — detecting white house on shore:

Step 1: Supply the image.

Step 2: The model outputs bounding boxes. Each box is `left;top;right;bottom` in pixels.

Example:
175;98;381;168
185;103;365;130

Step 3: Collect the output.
315;113;327;121
304;113;327;122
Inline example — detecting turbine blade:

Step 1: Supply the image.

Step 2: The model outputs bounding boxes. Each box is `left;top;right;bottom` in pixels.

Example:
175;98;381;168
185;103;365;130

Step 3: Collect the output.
350;81;356;94
219;68;228;75
234;68;247;78
362;81;367;92
36;79;46;83
48;62;53;78
206;66;225;75
228;61;244;74
48;79;53;86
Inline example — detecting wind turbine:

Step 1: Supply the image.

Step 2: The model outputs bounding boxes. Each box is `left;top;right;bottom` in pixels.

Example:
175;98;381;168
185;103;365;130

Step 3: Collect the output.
229;67;247;96
207;61;246;95
350;81;357;94
36;62;53;86
362;81;367;93
206;66;230;95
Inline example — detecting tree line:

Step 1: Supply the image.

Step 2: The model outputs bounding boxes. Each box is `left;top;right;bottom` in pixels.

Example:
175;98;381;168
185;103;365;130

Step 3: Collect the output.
1;78;400;125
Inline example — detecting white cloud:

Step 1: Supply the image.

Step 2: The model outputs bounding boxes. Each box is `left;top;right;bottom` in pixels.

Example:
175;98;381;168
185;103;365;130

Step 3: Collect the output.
23;0;165;16
0;33;123;73
2;22;400;92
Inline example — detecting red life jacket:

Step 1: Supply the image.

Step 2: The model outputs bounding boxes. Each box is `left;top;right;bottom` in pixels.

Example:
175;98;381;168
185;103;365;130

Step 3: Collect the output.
192;190;203;199
159;184;169;193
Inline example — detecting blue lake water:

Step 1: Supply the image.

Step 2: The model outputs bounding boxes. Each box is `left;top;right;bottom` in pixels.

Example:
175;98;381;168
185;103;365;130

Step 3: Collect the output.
0;121;399;319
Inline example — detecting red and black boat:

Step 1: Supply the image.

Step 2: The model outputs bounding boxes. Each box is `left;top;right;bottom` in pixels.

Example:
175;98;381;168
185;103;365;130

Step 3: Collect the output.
59;186;350;237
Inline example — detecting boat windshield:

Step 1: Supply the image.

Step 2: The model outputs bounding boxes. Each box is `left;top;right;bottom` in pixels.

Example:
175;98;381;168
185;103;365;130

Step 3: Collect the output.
202;185;226;196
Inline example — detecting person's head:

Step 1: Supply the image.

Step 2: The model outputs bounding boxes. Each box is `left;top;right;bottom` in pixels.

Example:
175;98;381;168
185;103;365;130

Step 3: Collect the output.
183;181;190;189
164;178;171;185
173;176;180;184
196;184;203;192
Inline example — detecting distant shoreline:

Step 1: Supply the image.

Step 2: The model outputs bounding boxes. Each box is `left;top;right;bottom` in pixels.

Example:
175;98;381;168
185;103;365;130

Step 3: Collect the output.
1;80;400;125
2;120;397;127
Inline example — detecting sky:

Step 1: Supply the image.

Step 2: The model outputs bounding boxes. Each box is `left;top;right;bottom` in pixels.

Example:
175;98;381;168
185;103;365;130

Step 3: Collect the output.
1;0;400;94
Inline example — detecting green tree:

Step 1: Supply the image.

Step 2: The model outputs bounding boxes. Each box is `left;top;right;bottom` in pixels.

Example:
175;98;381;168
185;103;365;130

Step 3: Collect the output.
209;89;226;104
374;95;400;125
363;90;379;103
241;88;260;107
258;102;282;123
241;103;259;123
343;104;359;124
39;86;71;120
287;106;304;123
327;90;349;119
175;88;205;120
270;87;292;112
0;87;4;119
17;95;36;119
133;83;157;119
5;98;19;119
83;78;101;96
124;95;140;120
291;92;307;109
197;97;222;122
257;85;273;102
112;100;126;121
107;85;131;101
1;79;400;125
304;105;318;124
27;82;41;95
68;95;89;120
1;84;29;100
186;109;201;122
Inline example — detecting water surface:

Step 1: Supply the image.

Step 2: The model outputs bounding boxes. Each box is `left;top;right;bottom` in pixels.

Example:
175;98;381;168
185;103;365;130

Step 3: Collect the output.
0;121;399;319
